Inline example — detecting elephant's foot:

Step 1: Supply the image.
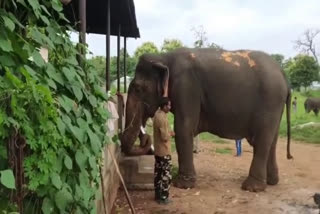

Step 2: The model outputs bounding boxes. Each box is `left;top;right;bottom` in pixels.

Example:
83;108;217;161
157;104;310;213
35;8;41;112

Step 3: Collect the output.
267;173;279;185
241;176;267;192
173;174;196;189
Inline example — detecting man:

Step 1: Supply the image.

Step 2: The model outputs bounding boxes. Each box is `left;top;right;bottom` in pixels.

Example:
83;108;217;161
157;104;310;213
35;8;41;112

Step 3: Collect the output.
292;97;297;113
153;97;174;204
235;139;242;156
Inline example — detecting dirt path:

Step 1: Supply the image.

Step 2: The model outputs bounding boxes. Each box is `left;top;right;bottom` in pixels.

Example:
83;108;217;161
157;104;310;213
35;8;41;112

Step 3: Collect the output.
113;139;320;214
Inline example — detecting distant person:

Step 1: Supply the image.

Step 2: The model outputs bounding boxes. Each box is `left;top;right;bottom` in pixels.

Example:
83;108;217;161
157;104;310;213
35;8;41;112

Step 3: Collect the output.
292;97;297;113
235;139;242;156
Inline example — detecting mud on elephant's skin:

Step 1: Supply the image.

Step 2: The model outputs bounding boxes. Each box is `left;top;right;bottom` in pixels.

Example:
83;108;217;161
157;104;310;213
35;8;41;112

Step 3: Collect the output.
120;47;293;192
304;97;320;116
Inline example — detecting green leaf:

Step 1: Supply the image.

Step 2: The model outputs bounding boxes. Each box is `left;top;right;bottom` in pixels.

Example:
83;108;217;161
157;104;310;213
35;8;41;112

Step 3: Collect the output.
17;0;27;7
75;151;87;170
79;170;90;186
24;65;38;78
0;55;15;66
88;129;101;155
72;85;83;101
56;118;66;135
47;78;57;90
1;16;15;31
81;185;91;203
0;145;7;159
0;169;15;189
46;64;64;85
62;67;75;81
0;37;13;52
88;156;96;169
52;0;63;12
70;125;85;143
55;188;73;211
41;197;54;214
97;106;109;120
65;56;78;66
27;0;40;10
88;95;97;107
53;154;63;173
76;118;88;130
51;173;62;189
94;85;108;99
5;69;23;88
64;155;73;170
32;50;45;67
84;109;93;124
58;95;74;113
40;15;50;26
41;5;51;16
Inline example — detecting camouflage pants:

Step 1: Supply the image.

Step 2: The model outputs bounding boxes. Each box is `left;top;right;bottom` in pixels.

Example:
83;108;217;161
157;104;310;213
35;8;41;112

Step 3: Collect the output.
154;155;172;200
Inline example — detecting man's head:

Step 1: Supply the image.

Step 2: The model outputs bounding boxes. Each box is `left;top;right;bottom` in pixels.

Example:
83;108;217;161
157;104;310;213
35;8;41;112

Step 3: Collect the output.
159;97;171;113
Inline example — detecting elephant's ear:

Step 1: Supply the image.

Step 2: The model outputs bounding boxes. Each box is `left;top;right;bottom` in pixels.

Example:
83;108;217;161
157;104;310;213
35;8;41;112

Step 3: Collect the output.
151;61;169;97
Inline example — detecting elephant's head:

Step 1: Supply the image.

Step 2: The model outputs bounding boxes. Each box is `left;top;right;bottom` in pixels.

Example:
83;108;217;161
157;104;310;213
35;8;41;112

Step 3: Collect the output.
120;54;169;156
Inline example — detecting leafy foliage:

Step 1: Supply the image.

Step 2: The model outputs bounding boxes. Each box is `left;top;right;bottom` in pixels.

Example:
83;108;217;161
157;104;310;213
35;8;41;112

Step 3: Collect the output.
88;48;137;83
134;42;159;59
284;55;319;90
160;39;184;53
271;54;285;68
0;0;110;213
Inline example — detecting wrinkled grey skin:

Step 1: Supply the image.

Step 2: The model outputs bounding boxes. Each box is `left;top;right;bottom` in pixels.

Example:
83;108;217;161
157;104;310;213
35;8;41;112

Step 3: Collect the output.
304;97;320;116
120;48;292;192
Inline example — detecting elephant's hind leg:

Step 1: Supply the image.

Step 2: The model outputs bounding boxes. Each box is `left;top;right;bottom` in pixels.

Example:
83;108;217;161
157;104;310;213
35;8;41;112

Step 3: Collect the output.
267;132;279;185
241;124;278;192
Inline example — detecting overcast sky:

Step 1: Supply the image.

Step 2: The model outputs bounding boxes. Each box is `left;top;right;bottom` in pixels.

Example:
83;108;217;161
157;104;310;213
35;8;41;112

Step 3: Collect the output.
73;0;320;59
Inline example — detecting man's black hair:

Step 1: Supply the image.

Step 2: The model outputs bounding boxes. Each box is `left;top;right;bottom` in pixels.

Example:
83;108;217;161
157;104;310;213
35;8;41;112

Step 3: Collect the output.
159;97;170;109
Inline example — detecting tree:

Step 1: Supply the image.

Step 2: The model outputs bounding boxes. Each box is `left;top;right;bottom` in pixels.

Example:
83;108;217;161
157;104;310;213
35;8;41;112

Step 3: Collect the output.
88;56;106;82
191;25;222;50
134;42;159;59
294;29;320;64
271;54;285;68
191;25;208;48
160;39;184;53
88;48;137;83
284;55;319;90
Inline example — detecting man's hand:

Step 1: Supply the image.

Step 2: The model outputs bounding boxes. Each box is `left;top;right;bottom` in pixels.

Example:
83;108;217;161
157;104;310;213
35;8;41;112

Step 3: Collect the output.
170;131;175;137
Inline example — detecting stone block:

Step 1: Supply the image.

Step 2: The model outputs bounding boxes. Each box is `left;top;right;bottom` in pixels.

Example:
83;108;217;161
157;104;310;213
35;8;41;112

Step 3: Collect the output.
119;155;154;190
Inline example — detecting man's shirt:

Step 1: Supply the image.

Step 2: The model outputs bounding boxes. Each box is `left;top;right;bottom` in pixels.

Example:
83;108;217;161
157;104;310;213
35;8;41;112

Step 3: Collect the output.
153;109;171;156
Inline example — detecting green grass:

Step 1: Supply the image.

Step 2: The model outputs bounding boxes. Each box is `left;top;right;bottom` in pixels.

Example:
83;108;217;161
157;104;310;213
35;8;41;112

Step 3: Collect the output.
199;132;229;144
171;165;179;180
215;147;232;154
279;90;320;144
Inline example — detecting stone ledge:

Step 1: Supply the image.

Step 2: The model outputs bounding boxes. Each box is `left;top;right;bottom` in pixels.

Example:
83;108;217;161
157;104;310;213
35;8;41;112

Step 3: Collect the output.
119;155;154;190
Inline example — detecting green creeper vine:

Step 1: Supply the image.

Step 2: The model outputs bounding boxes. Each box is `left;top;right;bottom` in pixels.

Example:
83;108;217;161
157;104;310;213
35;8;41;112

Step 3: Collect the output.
0;0;112;213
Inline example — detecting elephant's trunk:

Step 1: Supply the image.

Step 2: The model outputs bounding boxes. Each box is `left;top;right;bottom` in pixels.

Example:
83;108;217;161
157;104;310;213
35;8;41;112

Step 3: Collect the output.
120;95;151;156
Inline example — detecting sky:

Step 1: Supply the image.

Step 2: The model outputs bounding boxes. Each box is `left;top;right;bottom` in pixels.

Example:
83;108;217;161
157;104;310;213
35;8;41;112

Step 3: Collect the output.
72;0;320;59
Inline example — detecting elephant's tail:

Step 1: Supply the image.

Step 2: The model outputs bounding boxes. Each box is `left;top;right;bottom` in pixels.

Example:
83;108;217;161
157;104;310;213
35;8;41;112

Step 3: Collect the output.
286;91;293;159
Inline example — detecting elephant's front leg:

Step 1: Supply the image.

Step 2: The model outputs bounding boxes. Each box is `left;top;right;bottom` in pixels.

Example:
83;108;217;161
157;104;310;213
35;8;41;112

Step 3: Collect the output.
173;117;197;189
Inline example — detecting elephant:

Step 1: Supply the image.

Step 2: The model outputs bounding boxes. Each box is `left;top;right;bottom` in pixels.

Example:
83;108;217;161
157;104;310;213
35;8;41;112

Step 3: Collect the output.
304;97;320;116
120;48;293;192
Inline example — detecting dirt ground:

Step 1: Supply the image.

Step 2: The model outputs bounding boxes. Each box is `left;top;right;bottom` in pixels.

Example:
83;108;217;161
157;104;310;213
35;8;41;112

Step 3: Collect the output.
113;139;320;214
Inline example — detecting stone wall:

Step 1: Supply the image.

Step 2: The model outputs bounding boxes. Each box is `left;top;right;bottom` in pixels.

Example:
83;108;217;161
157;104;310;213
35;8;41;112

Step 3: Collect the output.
96;94;127;214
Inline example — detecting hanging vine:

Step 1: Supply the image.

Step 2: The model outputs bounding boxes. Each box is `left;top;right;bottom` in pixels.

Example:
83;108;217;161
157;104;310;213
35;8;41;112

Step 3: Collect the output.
0;0;111;213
